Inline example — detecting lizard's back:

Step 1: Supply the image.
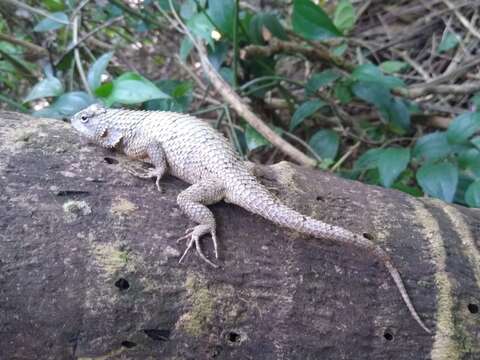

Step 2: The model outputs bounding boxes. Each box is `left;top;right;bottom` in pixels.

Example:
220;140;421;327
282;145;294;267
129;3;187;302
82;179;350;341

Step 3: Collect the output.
138;111;250;186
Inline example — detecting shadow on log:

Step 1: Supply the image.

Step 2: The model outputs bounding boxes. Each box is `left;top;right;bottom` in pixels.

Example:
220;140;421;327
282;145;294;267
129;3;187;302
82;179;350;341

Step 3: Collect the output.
0;111;479;359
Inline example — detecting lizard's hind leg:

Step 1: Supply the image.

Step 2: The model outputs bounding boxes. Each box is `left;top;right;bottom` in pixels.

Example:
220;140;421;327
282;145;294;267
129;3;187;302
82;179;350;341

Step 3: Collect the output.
176;180;225;267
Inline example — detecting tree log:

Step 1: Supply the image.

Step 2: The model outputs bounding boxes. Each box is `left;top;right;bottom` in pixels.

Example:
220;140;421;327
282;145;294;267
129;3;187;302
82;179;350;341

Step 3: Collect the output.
0;111;479;359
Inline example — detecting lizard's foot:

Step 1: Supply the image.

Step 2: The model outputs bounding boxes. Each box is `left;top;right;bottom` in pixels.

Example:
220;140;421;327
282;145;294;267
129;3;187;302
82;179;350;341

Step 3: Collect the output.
177;225;218;268
126;167;163;192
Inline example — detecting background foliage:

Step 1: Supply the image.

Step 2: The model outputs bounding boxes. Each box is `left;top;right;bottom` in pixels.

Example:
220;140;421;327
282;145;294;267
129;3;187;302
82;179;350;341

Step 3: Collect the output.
2;0;480;207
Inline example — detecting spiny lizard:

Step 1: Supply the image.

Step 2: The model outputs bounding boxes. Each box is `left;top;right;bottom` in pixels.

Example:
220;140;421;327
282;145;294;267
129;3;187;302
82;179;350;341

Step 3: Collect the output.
71;103;430;333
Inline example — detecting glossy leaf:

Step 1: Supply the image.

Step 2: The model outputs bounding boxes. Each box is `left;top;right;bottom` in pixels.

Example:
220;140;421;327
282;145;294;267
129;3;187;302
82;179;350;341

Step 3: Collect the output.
105;72;170;105
447;112;480;144
457;148;480;178
179;36;194;61
353;148;383;170
380;60;410;74
249;12;288;44
245;124;269;150
465;180;480;207
44;0;65;11
292;0;342;40
416;162;459;202
208;0;235;36
33;12;68;32
353;81;410;130
87;52;113;91
24;75;64;102
385;97;411;130
33;91;96;119
378;147;410;188
352;81;391;109
438;31;460;53
413;132;452;161
352;63;405;89
186;13;215;45
289;99;326;130
305;70;341;95
308;129;340;160
334;0;356;33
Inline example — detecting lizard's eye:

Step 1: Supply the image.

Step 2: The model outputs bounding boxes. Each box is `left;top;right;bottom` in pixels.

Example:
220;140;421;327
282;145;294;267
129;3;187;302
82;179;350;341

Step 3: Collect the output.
80;115;89;123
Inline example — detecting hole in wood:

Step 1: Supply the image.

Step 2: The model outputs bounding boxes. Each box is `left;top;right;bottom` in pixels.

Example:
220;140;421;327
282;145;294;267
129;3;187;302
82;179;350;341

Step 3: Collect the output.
144;329;170;341
121;340;136;348
363;233;374;240
468;303;479;314
104;157;118;164
114;278;130;290
227;332;241;343
383;331;393;341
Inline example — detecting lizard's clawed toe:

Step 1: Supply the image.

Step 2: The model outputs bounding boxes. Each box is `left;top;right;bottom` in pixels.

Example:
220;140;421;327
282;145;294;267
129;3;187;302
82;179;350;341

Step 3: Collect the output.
177;225;218;268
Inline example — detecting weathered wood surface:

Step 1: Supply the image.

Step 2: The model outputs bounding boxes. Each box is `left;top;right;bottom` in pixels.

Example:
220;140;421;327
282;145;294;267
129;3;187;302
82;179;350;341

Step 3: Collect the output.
0;111;479;360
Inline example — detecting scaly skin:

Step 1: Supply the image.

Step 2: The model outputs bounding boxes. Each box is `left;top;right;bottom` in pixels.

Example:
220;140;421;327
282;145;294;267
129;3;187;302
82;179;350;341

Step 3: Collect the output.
71;103;431;333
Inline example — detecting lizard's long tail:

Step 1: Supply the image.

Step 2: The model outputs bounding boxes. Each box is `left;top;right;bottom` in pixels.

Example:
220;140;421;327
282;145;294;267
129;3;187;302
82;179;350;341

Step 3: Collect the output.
232;186;431;334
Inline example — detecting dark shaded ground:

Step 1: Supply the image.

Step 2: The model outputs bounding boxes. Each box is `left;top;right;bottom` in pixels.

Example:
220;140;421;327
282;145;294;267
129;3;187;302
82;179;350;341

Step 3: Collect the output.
0;111;479;360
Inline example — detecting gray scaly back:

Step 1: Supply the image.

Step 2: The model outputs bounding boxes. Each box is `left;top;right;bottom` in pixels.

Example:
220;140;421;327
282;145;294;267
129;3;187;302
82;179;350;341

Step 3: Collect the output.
71;104;431;333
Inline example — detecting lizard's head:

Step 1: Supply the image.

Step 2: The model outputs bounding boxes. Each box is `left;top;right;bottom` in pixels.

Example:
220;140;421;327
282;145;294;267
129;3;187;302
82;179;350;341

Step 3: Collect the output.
71;103;108;140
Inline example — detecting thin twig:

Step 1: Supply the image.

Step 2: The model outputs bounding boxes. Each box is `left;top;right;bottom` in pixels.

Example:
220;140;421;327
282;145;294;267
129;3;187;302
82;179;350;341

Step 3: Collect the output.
72;15;91;95
330;142;361;172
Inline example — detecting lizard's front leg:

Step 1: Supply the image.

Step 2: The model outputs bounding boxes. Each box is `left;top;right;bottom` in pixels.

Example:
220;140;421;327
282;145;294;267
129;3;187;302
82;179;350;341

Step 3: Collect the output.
176;180;225;267
126;142;167;192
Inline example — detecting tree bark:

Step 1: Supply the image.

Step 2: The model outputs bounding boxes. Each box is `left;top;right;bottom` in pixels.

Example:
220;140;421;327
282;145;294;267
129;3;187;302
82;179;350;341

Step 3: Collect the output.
0;111;479;359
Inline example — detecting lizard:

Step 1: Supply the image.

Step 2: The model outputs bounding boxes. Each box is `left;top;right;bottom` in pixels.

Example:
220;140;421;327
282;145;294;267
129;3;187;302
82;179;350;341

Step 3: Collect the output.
71;103;431;334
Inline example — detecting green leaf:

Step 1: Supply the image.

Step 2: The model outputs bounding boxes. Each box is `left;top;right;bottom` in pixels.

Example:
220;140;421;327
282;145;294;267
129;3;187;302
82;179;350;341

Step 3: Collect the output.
180;0;197;19
332;43;348;56
465;180;480;207
94;82;113;98
249;12;288;44
105;72;170;105
413;132;452;161
44;0;65;11
458;148;480;178
352;63;405;89
353;148;383;170
186;12;215;46
380;60;410;74
24;75;64;102
144;79;193;112
352;81;410;130
260;13;288;40
416;162;459;202
385;97;411;131
33;12;68;32
87;52;113;91
179;36;194;61
292;0;342;40
290;99;327;130
378;148;410;188
308;129;339;160
334;80;353;103
472;92;480;109
305;70;341;95
447;112;480;144
352;81;391;110
470;136;480;150
245;124;269;150
208;0;235;36
438;31;460;53
333;0;356;33
33;91;95;119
